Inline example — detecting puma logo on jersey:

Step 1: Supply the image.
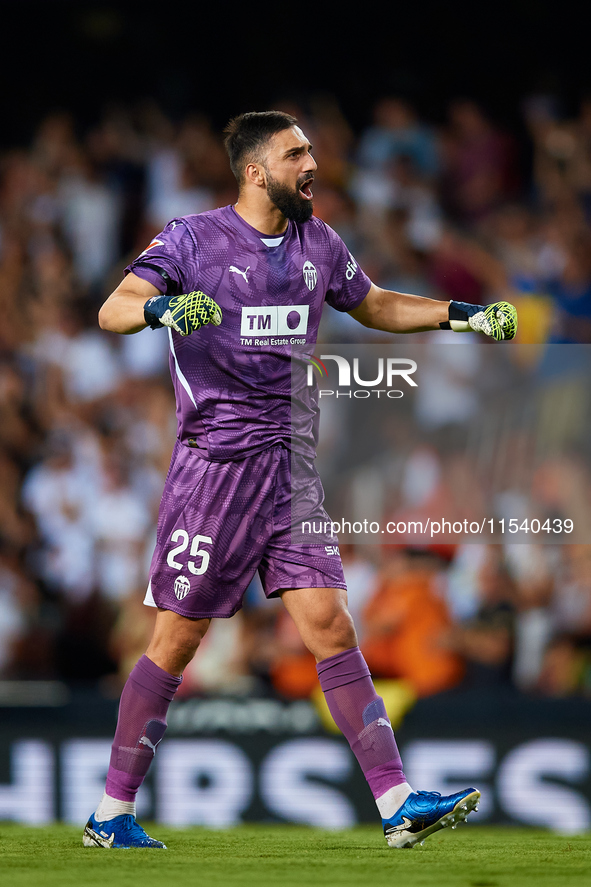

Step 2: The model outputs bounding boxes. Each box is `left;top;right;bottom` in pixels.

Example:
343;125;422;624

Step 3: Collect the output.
230;265;250;283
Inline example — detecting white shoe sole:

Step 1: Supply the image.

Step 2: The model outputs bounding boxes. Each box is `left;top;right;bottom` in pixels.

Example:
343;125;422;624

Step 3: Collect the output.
83;825;114;848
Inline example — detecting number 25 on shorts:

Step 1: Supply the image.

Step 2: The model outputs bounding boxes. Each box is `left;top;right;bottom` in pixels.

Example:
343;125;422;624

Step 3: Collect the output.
166;529;212;575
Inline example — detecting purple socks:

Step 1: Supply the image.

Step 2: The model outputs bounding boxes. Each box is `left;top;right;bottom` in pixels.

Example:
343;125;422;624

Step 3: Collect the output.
316;646;406;800
105;648;403;805
105;655;182;802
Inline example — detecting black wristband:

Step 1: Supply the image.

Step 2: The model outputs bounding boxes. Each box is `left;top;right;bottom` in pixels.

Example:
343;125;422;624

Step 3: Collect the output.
143;295;167;330
448;301;471;321
439;300;478;332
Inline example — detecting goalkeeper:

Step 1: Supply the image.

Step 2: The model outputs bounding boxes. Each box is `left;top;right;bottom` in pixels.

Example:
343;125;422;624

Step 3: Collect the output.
89;110;517;854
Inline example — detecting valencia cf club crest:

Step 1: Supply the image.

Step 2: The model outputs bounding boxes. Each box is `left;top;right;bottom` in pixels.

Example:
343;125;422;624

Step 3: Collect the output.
303;260;317;291
174;575;191;600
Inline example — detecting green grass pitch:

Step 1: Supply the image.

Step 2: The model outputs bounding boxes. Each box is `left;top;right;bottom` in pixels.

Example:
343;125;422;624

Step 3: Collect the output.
1;823;590;887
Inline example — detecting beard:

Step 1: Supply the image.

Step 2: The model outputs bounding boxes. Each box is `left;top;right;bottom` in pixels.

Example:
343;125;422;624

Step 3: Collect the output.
265;171;314;224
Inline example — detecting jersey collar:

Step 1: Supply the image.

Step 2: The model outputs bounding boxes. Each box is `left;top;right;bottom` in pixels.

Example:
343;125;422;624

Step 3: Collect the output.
227;205;288;248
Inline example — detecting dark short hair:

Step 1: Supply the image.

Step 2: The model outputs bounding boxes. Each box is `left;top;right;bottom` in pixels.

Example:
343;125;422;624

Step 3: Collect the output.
224;110;298;184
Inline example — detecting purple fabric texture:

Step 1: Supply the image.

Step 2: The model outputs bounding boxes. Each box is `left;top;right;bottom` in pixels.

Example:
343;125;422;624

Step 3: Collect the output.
105;655;182;802
316;647;407;799
126;205;371;462
147;442;344;619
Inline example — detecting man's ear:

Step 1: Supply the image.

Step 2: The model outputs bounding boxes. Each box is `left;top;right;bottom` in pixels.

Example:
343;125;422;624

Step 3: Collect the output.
244;162;266;188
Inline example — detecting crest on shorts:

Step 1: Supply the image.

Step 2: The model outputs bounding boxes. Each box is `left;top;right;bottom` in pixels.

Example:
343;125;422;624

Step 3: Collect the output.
303;260;317;291
174;575;191;600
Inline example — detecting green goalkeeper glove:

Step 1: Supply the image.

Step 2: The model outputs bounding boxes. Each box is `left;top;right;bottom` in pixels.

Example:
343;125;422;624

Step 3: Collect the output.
144;291;222;336
440;300;518;341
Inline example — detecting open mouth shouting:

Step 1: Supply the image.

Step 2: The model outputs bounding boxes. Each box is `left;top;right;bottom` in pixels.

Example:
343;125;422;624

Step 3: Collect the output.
298;174;315;201
266;169;315;223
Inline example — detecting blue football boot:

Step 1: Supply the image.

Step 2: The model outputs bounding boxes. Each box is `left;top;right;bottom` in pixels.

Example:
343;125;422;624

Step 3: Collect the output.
383;787;480;848
83;812;166;849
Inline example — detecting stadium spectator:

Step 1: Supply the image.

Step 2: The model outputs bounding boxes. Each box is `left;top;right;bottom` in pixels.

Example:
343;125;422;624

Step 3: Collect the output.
21;427;97;601
0;545;44;677
91;450;153;602
356;97;440;179
535;633;586;697
534;545;591;697
445;546;516;688
58;149;122;292
144;114;219;230
504;544;556;691
439;98;520;224
551;546;591;641
361;546;465;697
269;607;319;700
545;229;591;342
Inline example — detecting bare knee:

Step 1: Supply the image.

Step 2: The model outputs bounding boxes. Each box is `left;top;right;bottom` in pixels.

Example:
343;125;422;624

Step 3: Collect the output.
311;604;356;646
146;609;210;676
280;587;358;662
318;606;357;657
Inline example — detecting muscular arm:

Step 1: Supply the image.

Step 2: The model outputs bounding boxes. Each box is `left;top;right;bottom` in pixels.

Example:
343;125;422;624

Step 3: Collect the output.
98;273;163;335
349;282;450;333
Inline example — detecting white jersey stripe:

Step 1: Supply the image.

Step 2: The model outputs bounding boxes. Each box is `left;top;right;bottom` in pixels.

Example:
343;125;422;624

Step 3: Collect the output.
168;328;197;408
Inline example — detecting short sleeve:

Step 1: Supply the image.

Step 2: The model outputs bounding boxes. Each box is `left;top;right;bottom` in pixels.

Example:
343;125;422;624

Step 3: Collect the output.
124;218;191;295
323;224;371;312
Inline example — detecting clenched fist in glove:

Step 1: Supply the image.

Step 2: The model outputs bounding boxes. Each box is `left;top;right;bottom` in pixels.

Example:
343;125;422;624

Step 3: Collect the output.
441;300;518;341
144;291;222;336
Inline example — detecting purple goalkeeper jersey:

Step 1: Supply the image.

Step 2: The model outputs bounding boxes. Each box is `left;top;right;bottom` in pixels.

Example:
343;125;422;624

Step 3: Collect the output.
125;205;371;461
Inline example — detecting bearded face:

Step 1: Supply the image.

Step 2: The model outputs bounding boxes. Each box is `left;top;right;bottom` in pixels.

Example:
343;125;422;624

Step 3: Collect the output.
264;167;315;224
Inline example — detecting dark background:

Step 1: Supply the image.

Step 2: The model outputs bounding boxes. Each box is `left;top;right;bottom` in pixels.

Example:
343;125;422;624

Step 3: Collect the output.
3;0;588;146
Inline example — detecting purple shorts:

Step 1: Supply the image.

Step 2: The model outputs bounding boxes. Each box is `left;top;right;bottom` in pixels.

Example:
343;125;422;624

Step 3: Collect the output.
144;442;345;618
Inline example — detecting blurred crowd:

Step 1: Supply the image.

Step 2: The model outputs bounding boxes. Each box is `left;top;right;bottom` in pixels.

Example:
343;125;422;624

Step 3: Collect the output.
1;92;591;703
262;543;591;703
